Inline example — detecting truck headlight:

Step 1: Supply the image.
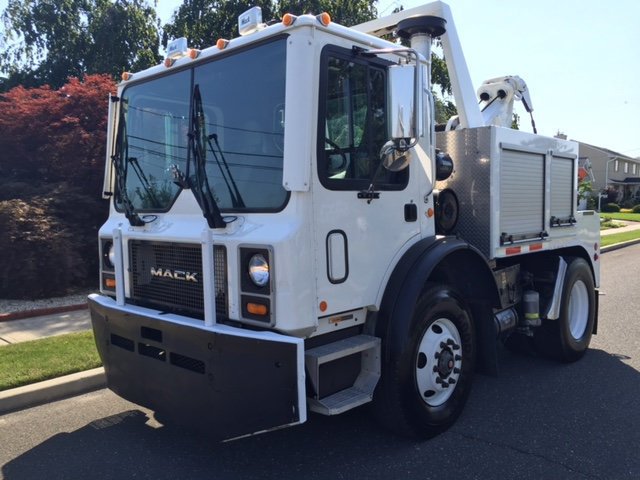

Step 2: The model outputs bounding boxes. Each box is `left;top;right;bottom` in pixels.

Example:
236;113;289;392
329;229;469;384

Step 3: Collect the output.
103;240;116;269
248;254;269;287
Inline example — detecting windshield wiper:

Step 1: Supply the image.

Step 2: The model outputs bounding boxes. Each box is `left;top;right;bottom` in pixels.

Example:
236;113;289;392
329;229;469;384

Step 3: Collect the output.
189;85;226;229
113;100;145;227
206;132;245;208
129;157;161;208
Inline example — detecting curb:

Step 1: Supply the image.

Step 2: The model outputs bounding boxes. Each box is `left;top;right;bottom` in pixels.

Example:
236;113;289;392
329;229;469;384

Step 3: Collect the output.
0;367;106;415
0;303;87;323
600;237;640;253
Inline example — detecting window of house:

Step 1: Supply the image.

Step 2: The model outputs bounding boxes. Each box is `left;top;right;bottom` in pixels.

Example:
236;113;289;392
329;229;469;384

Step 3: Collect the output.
624;162;629;174
633;163;637;175
615;160;619;171
317;46;408;191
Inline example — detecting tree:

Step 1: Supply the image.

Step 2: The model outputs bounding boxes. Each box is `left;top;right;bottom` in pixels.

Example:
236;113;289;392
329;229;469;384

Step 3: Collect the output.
87;0;162;78
0;0;161;90
0;75;115;298
276;0;377;26
162;0;275;49
162;0;376;48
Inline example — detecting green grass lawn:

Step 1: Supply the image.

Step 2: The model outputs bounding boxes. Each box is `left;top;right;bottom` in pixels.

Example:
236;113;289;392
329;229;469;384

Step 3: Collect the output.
0;331;101;391
601;229;640;247
600;212;640;222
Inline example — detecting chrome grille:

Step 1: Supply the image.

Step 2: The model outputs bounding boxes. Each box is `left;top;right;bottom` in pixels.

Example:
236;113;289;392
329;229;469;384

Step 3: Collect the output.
129;240;228;319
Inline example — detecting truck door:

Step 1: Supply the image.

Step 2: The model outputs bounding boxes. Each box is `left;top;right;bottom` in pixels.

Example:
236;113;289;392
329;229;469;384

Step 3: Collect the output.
312;45;422;316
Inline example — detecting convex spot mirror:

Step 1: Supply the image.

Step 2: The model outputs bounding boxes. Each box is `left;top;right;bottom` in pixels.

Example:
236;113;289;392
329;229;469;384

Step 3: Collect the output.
380;140;412;172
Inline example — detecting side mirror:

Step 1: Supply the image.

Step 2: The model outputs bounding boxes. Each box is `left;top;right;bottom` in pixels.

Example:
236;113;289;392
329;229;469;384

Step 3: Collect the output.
388;64;417;141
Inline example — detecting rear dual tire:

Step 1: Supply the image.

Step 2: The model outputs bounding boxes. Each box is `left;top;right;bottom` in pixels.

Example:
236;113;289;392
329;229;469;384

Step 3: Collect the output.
533;257;595;362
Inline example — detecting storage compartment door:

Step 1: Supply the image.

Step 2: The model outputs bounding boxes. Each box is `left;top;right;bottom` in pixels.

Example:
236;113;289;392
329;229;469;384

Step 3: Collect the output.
499;147;545;243
550;155;575;226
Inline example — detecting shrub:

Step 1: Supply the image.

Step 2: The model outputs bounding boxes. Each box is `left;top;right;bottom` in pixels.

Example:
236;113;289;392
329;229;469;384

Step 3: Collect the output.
621;199;636;209
601;203;621;213
0;75;114;299
633;204;640;214
0;186;108;299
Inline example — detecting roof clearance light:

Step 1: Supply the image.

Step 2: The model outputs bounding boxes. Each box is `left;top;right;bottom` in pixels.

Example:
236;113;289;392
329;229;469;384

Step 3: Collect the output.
121;72;132;81
164;58;175;68
216;39;230;50
166;37;189;60
282;13;297;27
317;12;331;26
188;48;201;60
238;6;263;36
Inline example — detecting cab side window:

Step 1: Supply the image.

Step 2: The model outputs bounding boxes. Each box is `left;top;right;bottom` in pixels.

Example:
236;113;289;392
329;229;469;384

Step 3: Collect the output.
318;46;408;190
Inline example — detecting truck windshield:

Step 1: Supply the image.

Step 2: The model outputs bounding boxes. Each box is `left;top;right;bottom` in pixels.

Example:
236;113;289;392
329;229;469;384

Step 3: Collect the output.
115;37;288;214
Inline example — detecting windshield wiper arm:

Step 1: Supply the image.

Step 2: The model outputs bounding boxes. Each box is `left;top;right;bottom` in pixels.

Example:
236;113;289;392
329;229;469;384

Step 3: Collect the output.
206;133;245;208
190;85;226;229
113;102;145;227
128;157;161;208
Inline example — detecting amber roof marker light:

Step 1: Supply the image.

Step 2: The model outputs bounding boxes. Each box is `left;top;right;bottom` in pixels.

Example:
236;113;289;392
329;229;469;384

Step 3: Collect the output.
316;12;331;26
282;13;297;26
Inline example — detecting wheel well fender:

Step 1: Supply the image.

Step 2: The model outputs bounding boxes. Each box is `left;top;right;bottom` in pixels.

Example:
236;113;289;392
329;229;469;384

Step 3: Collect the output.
376;236;500;365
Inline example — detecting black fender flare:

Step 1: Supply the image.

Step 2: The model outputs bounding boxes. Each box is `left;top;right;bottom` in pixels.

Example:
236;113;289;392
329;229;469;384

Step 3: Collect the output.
376;236;501;369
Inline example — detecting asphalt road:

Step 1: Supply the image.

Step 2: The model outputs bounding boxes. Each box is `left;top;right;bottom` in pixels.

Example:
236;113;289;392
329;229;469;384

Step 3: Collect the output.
1;245;639;480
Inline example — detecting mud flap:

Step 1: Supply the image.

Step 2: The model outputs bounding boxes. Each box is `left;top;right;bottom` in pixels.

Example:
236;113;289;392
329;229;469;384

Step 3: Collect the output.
89;295;306;441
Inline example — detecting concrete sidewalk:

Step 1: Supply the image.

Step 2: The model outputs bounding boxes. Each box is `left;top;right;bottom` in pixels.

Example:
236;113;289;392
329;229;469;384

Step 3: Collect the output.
0;308;91;346
600;220;640;236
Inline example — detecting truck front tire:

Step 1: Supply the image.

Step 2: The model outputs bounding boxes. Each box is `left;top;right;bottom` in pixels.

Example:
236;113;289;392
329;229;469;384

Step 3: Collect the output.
372;284;475;438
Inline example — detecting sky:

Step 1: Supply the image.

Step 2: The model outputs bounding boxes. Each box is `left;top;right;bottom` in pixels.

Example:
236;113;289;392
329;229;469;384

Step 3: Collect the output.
2;0;639;157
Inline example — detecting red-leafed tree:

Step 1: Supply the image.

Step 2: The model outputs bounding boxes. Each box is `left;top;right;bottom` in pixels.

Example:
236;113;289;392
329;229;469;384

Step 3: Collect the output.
0;74;116;298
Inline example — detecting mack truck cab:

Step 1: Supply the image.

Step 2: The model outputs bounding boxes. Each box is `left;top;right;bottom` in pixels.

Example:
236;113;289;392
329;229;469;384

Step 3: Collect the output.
90;2;600;441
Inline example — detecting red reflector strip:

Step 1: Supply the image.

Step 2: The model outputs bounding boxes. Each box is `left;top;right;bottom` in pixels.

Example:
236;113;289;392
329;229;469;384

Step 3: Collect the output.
505;246;521;255
529;243;543;252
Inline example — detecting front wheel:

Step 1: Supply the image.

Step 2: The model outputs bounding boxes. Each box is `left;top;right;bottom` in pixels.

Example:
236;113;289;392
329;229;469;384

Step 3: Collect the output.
533;257;595;362
372;284;475;439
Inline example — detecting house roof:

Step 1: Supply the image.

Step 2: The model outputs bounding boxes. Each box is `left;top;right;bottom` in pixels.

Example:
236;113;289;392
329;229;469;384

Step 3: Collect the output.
622;177;640;184
578;141;638;162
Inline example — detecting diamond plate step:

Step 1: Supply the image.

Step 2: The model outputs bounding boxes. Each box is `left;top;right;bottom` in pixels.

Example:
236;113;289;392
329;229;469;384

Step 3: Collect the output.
305;334;381;416
305;334;379;365
308;386;373;415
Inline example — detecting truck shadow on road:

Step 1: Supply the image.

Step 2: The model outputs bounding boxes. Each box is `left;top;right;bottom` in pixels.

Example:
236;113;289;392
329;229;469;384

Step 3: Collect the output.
3;347;639;480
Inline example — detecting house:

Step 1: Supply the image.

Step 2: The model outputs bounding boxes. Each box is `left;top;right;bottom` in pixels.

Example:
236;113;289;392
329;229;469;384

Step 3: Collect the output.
556;134;640;207
580;143;640;204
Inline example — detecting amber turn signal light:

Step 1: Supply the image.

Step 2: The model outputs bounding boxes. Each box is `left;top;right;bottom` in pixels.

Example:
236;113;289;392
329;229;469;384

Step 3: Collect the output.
246;302;268;316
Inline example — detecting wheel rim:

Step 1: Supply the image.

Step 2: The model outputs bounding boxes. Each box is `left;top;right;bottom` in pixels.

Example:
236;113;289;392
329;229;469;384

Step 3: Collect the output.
568;280;589;340
415;318;462;407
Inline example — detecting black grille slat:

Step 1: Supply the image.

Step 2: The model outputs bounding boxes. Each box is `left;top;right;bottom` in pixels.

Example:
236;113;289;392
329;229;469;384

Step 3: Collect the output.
170;352;206;374
111;333;134;352
129;241;228;319
214;246;228;318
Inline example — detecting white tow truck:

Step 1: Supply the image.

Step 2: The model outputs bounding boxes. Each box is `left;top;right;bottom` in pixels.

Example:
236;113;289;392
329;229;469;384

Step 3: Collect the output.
90;2;600;441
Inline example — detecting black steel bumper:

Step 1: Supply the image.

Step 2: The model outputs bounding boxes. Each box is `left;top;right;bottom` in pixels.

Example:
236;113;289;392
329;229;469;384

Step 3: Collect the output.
88;295;304;441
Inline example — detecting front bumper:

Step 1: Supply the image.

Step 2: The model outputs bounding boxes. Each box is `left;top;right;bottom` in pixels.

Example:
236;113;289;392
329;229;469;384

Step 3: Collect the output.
88;294;306;441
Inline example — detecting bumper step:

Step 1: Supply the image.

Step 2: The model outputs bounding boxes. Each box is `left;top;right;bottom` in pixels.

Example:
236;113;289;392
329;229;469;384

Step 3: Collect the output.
305;334;381;415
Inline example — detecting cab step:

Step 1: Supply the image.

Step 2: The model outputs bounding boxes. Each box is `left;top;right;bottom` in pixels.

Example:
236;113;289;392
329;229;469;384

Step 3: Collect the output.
305;334;381;415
